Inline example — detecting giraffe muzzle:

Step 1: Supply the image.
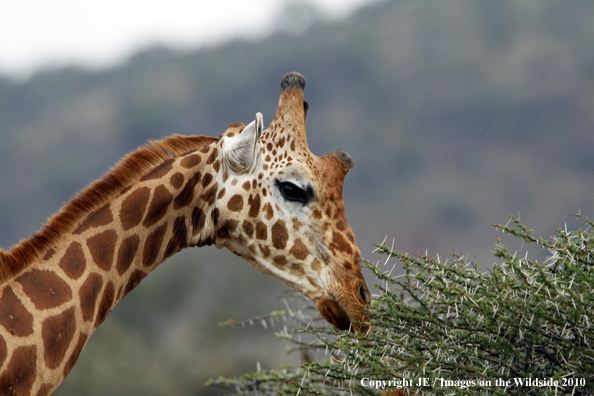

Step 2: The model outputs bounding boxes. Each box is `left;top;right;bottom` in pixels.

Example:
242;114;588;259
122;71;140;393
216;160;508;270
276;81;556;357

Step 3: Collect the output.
316;283;371;334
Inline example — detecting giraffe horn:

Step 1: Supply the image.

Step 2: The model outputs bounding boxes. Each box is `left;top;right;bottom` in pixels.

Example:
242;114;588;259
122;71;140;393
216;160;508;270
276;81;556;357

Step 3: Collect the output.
280;71;306;91
271;72;308;144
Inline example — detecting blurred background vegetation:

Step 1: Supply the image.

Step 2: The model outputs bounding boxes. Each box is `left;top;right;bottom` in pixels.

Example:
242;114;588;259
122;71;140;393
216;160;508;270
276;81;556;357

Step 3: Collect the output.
1;0;593;395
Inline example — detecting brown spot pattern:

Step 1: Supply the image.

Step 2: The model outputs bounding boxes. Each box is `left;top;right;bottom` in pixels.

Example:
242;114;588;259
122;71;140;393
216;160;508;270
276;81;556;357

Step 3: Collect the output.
143;223;167;267
292;218;303;231
120;187;150;230
289;239;309;260
0;287;34;337
271;220;289;250
143;185;173;227
290;263;305;276
42;248;56;261
248;194;260;217
58;241;86;280
206;148;218;165
79;273;103;322
201;173;213;188
87;229;117;271
36;384;53;396
330;231;353;255
174;172;201;209
259;244;271;258
217;220;238;239
227;195;243;212
95;281;115;326
63;332;88;377
0;345;36;396
256;221;267;240
181;153;201;169
42;307;76;369
116;234;140;275
217;187;226;199
200;183;218;206
263;203;274;220
0;335;6;368
273;255;287;268
343;261;354;271
211;208;219;226
140;159;174;181
165;216;188;258
16;269;72;310
242;220;254;238
191;207;206;235
73;204;113;234
242;181;251;191
170;172;185;189
311;258;322;273
346;231;356;244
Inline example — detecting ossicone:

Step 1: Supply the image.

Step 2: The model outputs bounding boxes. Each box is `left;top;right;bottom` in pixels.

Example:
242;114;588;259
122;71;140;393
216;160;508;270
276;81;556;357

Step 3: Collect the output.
280;72;306;91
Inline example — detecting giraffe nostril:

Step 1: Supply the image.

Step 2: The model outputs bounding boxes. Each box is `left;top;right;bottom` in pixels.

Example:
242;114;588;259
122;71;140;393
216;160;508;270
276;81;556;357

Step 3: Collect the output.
358;285;369;304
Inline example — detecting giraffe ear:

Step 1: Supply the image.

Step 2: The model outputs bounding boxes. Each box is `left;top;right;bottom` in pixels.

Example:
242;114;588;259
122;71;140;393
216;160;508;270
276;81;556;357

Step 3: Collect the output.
223;112;263;174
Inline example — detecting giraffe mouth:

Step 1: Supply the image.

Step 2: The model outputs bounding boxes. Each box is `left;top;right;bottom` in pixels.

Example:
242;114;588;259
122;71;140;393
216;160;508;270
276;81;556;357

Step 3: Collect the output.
317;295;351;331
316;293;369;333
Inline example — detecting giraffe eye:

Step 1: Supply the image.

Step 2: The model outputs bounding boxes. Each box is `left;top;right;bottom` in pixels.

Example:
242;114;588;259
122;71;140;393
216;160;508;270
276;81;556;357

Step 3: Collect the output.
277;181;310;205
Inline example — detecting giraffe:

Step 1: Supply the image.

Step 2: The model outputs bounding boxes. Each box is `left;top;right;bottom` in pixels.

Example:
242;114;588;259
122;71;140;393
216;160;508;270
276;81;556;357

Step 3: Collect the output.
0;72;370;395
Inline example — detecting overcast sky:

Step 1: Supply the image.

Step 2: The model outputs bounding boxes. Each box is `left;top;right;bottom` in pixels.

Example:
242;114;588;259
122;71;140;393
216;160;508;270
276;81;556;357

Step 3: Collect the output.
0;0;377;78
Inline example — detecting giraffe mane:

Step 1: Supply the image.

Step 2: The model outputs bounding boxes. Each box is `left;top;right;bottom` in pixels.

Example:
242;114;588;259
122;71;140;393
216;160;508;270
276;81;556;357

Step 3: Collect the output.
0;134;219;284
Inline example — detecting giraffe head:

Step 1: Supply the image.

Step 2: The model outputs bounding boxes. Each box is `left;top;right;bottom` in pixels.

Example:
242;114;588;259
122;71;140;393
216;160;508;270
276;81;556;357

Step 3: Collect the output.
213;72;370;332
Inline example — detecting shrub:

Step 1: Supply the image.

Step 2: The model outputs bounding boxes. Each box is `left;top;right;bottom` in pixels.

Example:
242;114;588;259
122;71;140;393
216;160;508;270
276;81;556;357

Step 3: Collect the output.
208;215;594;395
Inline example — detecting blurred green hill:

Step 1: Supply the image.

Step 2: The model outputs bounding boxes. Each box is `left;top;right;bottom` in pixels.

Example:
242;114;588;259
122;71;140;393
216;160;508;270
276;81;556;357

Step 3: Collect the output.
1;1;594;395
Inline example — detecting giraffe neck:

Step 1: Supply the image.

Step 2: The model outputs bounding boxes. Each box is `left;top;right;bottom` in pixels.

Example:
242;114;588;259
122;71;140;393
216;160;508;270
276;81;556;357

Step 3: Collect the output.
0;136;224;396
